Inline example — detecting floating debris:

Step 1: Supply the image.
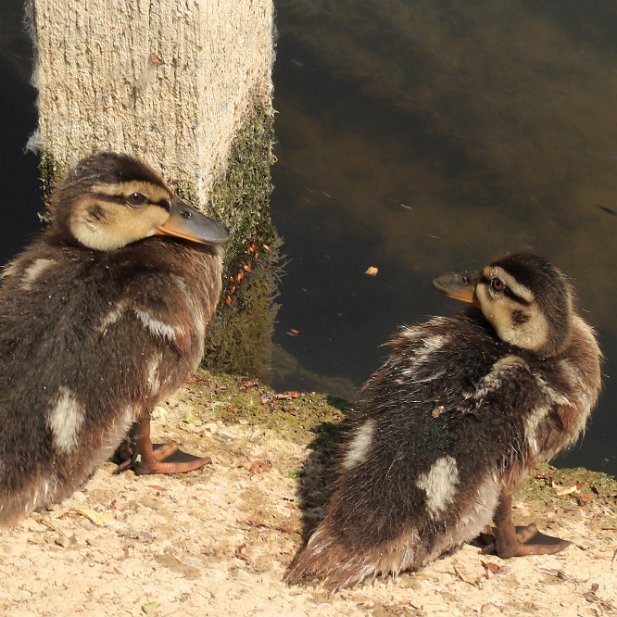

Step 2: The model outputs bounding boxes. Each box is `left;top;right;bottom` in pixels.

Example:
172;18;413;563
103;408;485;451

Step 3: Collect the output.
595;204;617;216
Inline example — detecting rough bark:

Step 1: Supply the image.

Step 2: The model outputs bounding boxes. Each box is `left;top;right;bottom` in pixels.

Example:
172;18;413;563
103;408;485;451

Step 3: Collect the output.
27;0;274;204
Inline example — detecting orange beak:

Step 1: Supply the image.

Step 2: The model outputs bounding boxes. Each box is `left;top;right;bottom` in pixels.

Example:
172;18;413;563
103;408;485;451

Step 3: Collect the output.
432;271;479;304
155;199;229;246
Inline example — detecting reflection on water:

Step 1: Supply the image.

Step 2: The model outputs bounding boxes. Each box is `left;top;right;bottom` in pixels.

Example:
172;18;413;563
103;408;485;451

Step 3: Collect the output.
271;0;617;474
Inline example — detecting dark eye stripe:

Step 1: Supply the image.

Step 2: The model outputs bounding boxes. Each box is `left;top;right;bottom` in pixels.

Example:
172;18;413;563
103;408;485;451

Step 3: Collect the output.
89;192;127;204
156;198;172;211
504;287;530;306
88;192;171;208
480;274;530;306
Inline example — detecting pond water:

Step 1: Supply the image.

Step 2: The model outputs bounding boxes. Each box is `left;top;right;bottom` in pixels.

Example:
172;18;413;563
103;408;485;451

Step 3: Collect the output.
270;1;617;475
0;0;41;254
0;0;615;475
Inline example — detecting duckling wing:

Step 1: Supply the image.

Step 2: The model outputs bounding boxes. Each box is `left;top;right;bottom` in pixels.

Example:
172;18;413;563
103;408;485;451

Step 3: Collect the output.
325;316;557;557
290;315;550;587
0;241;220;524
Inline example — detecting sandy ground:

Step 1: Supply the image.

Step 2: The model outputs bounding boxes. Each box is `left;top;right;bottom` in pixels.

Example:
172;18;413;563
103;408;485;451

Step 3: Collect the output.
0;379;615;617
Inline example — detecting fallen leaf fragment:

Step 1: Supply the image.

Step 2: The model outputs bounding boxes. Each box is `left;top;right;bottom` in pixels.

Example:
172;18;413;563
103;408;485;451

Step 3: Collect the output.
183;410;202;426
538;567;568;581
109;499;127;511
142;601;160;615
584;584;615;612
452;564;478;586
552;481;583;496
481;561;503;577
247;518;299;536
148;52;164;65
261;392;302;407
249;460;273;475
397;600;420;609
365;266;379;276
54;534;75;548
235;543;250;563
72;507;114;527
278;391;301;400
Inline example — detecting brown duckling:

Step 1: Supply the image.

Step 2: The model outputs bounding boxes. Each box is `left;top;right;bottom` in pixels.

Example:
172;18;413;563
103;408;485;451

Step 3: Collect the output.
287;253;601;590
0;152;229;526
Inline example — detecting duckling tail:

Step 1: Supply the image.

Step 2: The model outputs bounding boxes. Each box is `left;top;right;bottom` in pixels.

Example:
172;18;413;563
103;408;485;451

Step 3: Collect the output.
0;477;55;527
287;523;420;591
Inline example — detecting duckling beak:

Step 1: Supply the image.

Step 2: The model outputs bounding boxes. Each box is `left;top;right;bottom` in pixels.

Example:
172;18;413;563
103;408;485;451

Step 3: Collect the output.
432;270;479;304
155;200;230;246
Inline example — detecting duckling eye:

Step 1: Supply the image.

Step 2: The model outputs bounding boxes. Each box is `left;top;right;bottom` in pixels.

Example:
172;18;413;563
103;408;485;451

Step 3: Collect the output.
126;192;148;207
490;278;505;292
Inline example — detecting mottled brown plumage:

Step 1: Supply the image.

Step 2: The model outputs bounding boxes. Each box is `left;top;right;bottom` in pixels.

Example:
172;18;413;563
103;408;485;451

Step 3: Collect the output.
288;253;601;590
0;152;228;526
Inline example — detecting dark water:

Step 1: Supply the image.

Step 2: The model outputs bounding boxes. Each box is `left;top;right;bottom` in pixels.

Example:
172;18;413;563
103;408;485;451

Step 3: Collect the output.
0;1;615;475
270;1;617;475
0;0;41;254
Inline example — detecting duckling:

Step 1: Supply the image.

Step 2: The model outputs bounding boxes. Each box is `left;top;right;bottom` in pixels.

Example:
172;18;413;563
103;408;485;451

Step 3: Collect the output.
0;152;229;526
287;253;601;590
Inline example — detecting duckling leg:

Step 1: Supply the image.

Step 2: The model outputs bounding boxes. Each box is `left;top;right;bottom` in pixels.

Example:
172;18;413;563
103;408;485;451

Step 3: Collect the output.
493;493;571;558
117;416;211;475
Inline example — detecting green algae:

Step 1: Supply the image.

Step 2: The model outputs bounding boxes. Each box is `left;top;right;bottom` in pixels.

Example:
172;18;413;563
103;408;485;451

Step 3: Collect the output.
516;462;617;516
188;369;346;446
188;369;616;521
38;148;61;213
182;369;617;529
270;344;360;403
201;102;282;379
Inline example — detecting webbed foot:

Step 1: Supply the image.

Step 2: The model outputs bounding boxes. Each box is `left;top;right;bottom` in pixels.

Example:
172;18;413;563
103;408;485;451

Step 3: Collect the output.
481;493;571;558
115;417;211;475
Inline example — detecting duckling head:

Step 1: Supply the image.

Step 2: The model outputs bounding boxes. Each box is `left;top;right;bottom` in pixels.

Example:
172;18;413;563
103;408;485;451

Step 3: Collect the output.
49;152;229;251
434;253;573;357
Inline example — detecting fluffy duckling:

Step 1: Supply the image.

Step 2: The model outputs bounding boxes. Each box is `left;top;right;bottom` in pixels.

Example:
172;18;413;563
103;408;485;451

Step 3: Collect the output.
0;152;229;526
288;253;601;590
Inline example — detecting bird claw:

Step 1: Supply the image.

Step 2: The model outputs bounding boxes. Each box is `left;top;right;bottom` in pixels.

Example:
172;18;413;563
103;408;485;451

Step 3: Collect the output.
115;441;211;475
132;448;212;475
479;522;570;558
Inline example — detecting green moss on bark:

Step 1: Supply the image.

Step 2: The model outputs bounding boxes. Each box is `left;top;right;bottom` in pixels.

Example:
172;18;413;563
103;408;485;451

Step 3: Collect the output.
37;101;281;380
201;102;282;379
39;148;61;214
